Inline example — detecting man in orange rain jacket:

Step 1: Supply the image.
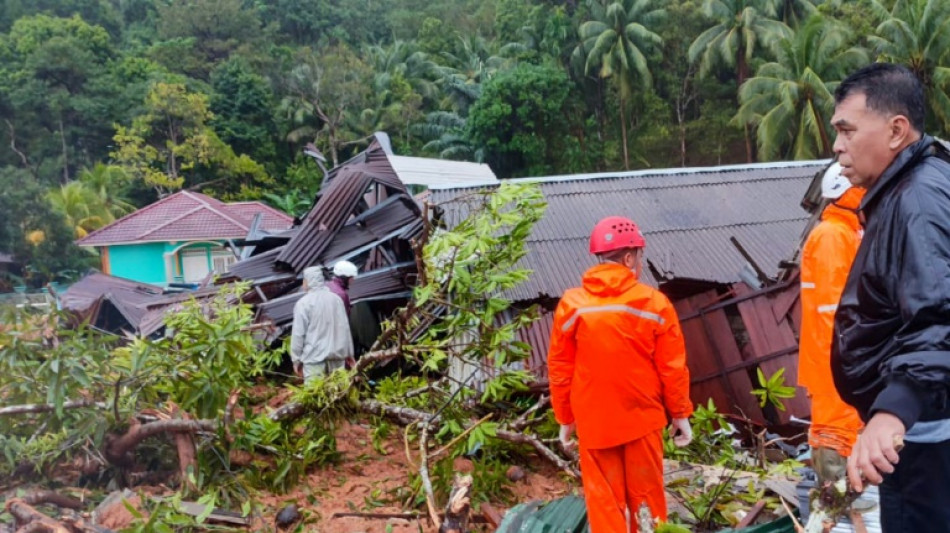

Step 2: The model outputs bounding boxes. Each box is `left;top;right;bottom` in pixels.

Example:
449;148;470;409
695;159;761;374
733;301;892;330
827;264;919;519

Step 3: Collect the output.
798;162;865;485
548;216;694;533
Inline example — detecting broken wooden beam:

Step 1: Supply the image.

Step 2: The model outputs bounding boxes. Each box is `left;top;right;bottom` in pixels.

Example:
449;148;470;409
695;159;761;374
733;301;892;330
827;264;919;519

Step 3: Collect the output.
440;475;473;533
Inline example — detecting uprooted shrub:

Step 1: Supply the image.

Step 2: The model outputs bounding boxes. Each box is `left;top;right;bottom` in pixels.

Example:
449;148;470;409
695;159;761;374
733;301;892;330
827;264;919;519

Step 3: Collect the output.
0;284;340;508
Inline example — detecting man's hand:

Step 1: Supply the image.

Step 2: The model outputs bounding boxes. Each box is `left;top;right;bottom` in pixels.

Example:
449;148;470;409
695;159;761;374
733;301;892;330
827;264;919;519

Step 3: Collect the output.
559;423;576;451
345;357;357;370
847;412;905;491
294;363;303;379
670;418;693;447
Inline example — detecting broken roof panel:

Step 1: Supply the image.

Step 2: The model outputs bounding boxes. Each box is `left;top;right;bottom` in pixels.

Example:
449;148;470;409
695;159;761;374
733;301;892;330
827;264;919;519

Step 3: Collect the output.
276;160;418;273
224;248;287;281
430;160;824;300
256;262;417;330
60;271;163;316
318;195;421;263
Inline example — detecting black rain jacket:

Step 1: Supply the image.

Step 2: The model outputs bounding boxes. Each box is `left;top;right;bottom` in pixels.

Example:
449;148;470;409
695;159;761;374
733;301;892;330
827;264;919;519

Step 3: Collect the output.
832;135;950;430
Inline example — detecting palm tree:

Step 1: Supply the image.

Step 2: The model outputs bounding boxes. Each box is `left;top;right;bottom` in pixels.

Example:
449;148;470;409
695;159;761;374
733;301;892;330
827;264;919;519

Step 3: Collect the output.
869;0;950;134
364;41;441;105
437;36;510;115
770;0;818;28
736;16;869;160
572;0;665;169
363;41;441;145
413;111;481;160
78;163;135;218
47;181;114;238
688;0;792;161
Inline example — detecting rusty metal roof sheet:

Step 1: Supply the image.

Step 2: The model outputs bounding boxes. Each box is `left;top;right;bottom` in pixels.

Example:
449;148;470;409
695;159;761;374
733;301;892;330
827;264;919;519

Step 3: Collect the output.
318;194;421;263
430;161;823;301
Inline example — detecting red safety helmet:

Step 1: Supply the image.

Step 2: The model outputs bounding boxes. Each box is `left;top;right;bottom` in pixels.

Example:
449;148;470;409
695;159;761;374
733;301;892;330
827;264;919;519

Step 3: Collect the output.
589;216;646;254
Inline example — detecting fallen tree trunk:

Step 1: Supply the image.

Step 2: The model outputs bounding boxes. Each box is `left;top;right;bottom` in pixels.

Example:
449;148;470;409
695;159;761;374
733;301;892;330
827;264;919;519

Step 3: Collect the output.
5;499;71;533
105;418;217;467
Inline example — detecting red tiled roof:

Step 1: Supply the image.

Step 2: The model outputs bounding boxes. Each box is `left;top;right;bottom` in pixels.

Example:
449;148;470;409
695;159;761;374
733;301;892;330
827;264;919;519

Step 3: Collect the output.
76;191;293;246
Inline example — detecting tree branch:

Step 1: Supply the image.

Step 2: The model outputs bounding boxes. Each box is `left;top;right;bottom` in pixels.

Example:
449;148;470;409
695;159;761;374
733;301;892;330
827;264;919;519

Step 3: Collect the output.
21;491;85;511
495;428;580;479
510;395;549;431
4;119;33;176
269;348;403;423
357;400;578;478
419;425;441;529
0;400;108;417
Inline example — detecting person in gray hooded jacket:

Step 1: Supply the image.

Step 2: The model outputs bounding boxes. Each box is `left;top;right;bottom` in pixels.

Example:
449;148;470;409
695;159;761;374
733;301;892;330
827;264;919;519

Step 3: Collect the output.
290;266;354;381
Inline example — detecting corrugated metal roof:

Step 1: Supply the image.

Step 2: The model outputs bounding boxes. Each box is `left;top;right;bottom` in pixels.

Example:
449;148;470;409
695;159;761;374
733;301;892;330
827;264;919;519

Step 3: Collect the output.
256;262;417;328
60;271;164;316
431;162;822;300
76;191;293;246
495;495;588;533
275;152;415;273
225;248;287;281
388;155;498;187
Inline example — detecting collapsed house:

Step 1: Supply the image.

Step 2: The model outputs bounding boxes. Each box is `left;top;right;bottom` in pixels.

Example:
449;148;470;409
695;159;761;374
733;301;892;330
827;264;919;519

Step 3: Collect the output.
60;135;498;350
60;134;828;425
430;160;830;424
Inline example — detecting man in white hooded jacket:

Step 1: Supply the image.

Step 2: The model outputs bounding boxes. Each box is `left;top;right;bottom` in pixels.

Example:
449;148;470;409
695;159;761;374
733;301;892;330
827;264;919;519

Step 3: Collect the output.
290;266;354;381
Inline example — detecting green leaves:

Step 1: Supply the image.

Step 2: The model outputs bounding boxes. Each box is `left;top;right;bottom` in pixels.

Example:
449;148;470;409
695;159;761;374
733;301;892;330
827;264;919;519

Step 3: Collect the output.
751;367;796;411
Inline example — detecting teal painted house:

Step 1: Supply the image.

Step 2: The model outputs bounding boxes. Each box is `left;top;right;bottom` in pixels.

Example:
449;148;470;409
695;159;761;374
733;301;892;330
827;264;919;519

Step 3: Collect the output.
76;191;292;286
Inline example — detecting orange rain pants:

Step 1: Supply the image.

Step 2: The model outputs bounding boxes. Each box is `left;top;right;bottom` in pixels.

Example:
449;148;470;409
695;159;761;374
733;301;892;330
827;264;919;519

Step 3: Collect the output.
798;189;865;455
580;430;666;533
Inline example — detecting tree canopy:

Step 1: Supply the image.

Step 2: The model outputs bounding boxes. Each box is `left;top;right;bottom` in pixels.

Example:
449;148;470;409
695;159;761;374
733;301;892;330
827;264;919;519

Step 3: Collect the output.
3;0;950;284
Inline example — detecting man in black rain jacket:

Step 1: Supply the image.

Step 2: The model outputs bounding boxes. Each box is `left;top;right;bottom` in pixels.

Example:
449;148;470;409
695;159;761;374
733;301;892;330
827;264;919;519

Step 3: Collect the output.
831;63;950;530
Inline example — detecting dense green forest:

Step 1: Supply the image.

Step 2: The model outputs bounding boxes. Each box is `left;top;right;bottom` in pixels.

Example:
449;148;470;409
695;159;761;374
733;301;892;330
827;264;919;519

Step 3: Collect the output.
2;0;949;287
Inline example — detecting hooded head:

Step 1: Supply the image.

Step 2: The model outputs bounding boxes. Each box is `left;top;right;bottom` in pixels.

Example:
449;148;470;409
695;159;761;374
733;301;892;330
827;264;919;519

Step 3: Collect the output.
302;266;325;291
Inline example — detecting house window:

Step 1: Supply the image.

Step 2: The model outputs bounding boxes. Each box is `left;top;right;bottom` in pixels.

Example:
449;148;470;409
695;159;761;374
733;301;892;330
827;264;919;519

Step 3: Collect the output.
181;249;210;283
212;252;236;274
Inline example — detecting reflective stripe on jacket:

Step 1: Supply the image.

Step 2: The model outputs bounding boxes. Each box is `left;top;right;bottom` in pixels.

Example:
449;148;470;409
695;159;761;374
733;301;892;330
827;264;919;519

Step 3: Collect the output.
547;262;693;450
799;198;863;396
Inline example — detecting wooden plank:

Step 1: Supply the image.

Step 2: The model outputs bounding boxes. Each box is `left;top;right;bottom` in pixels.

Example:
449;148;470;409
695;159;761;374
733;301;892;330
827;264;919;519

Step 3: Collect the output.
676;295;737;415
788;297;802;335
678;290;763;421
734;284;805;423
771;280;801;325
676;294;721;377
735;500;767;529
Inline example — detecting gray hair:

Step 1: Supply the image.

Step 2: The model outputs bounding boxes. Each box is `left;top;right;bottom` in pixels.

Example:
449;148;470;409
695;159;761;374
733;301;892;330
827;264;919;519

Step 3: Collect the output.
303;266;325;290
